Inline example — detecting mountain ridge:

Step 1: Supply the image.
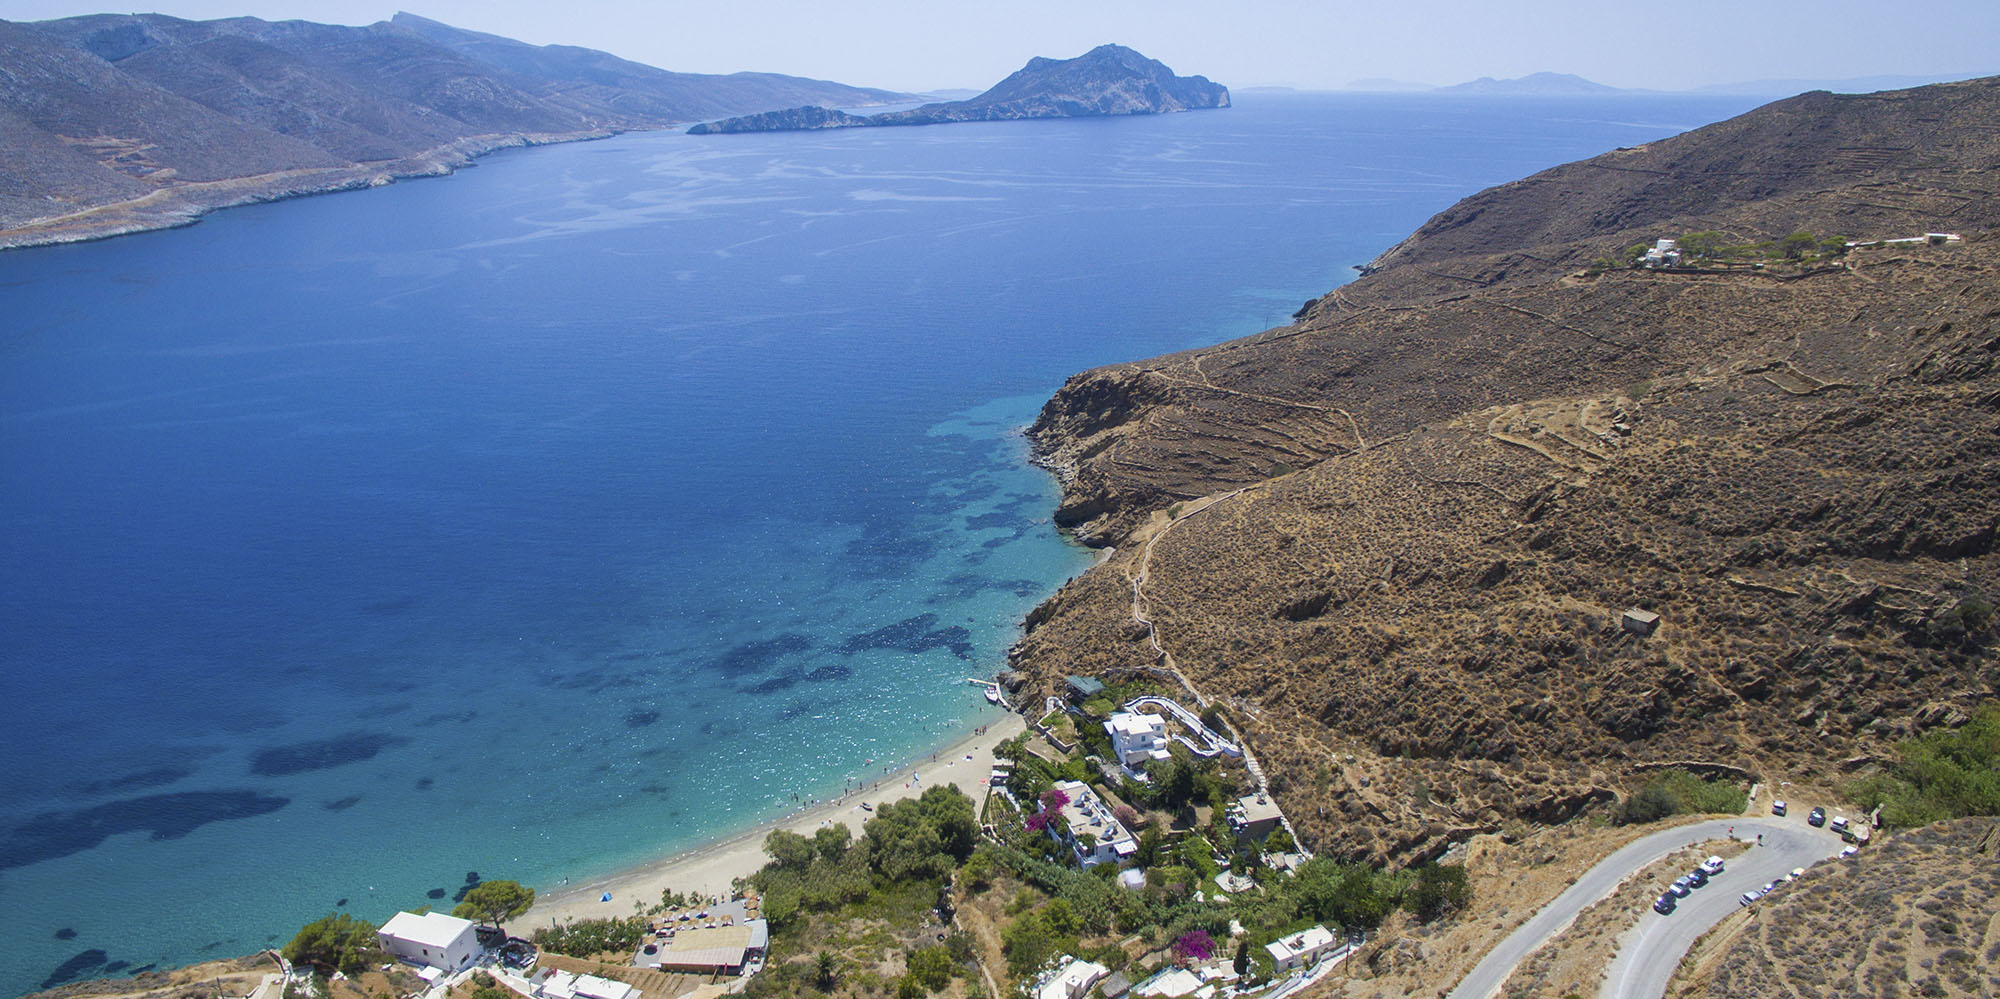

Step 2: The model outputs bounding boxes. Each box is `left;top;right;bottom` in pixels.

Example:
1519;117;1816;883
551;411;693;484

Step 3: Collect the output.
0;12;911;249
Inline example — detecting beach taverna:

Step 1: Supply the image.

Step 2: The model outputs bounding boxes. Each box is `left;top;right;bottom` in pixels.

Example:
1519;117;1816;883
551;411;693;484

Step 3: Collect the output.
652;922;768;974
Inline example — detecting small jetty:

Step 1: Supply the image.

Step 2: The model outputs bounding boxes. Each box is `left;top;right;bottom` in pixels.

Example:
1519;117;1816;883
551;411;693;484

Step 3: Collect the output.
966;677;1005;704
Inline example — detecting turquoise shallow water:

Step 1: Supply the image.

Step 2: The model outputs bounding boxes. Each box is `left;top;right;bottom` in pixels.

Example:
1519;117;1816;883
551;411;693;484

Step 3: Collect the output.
0;92;1762;996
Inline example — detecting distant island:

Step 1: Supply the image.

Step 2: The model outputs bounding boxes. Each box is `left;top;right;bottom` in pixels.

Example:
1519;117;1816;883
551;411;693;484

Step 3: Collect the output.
1436;71;1622;95
0;12;913;249
688;44;1228;135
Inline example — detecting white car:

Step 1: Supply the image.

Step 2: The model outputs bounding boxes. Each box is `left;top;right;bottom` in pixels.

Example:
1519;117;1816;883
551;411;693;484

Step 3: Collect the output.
1772;799;1787;816
1840;845;1859;858
1786;867;1805;882
1701;856;1726;875
1739;889;1764;905
1830;816;1850;834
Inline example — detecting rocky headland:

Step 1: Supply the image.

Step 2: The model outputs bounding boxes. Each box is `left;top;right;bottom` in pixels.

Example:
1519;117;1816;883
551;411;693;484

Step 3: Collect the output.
0;12;910;249
1014;76;2000;864
687;43;1227;134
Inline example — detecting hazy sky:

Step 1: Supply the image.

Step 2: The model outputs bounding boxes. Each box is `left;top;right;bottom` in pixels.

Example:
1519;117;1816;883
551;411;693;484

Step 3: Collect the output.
9;0;1997;92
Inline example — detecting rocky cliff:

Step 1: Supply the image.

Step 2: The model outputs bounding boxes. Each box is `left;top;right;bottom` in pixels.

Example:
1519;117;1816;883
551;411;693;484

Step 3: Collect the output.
0;12;909;248
1016;76;2000;863
688;43;1227;134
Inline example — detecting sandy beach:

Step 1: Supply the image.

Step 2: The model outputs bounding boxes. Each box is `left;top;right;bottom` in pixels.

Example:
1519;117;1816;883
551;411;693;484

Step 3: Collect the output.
526;711;1025;927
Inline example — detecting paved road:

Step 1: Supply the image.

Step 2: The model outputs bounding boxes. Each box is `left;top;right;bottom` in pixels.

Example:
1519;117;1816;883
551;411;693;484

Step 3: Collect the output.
1447;817;1847;999
1598;818;1846;999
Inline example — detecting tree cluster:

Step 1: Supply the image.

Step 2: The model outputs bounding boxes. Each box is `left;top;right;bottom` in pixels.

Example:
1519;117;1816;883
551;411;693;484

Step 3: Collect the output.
750;784;979;928
530;916;645;958
282;913;383;976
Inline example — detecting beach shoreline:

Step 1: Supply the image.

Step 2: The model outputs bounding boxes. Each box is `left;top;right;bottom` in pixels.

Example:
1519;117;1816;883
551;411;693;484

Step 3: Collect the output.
525;711;1025;927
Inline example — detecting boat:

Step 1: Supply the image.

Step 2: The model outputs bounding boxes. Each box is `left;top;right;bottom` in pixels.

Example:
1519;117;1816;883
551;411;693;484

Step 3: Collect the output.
985;686;1002;704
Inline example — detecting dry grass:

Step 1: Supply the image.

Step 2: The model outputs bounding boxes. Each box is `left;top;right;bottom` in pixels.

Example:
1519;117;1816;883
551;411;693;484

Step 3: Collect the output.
1668;818;2000;999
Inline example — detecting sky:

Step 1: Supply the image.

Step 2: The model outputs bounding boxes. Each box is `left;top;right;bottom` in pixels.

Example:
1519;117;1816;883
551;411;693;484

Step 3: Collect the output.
7;0;1997;93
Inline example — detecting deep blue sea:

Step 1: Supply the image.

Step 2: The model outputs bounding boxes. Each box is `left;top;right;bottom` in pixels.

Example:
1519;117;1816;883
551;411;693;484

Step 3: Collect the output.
0;92;1762;996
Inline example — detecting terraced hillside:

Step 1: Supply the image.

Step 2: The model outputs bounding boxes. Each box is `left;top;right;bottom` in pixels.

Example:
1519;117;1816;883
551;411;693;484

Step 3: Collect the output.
1016;76;2000;863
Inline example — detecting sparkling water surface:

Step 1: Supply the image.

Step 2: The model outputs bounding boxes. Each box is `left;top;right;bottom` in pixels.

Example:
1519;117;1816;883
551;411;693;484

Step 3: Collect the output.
0;92;1762;996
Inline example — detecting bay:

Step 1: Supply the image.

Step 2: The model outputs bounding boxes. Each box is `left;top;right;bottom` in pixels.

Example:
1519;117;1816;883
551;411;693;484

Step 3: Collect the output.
0;91;1761;996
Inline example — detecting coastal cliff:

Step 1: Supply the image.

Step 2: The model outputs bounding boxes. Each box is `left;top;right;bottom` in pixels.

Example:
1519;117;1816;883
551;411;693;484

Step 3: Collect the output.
689;44;1227;134
0;12;910;248
1017;76;2000;863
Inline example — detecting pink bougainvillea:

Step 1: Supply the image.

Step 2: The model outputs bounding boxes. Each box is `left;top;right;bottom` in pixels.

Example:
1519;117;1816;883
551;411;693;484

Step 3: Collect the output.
1025;787;1071;833
1172;929;1216;964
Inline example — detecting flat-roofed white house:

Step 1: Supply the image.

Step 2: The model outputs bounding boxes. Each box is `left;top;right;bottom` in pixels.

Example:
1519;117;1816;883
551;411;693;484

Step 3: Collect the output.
537;971;639;999
1035;957;1109;999
1227;793;1284;842
1105;712;1171;768
1048;780;1138;867
1265;924;1336;973
378;911;481;973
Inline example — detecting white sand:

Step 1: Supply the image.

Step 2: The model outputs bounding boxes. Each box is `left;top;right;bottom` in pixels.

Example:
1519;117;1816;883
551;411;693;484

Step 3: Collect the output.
525;713;1024;927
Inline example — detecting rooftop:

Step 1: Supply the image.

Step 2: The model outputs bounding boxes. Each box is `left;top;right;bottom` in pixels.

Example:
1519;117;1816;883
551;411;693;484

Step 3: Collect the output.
1266;924;1335;960
657;923;759;969
1232;794;1283;823
379;910;476;949
1052;779;1136;855
540;972;638;999
1106;712;1168;738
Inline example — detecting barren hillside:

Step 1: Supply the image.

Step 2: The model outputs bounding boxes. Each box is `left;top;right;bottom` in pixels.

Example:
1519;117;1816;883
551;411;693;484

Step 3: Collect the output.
1669;817;2000;998
1017;76;2000;863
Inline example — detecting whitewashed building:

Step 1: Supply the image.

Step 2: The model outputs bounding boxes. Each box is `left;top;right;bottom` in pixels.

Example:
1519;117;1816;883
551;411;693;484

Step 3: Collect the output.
1265;924;1336;973
537;971;639;999
378;911;481;973
1048;779;1138;867
1105;712;1172;768
1036;957;1109;999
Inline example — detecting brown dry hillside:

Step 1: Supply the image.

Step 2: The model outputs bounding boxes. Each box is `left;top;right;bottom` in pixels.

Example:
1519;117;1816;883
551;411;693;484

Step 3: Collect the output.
1669;818;2000;999
1016;76;2000;863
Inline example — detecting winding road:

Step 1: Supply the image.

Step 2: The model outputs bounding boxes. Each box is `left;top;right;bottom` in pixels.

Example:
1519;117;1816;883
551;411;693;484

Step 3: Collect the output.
1447;816;1850;999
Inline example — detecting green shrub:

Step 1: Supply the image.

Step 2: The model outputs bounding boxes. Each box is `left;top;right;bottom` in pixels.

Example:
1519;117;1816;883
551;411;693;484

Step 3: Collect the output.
1846;703;2000;826
904;945;955;991
1616;768;1748;824
1406;863;1471;922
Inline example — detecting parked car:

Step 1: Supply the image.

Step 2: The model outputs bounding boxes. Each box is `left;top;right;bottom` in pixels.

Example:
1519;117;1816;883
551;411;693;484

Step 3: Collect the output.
1669;877;1692;897
1654;894;1677;915
1840;845;1859;858
1808;807;1826;827
1686;868;1709;887
1772;799;1787;816
1786;867;1805;882
1830;816;1850;835
1740;889;1764;906
1763;880;1781;893
1702;855;1727;875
